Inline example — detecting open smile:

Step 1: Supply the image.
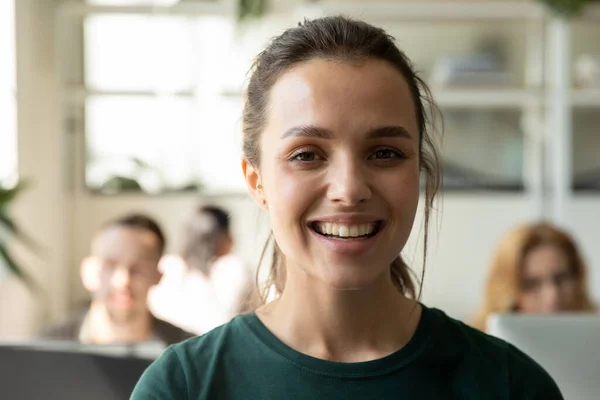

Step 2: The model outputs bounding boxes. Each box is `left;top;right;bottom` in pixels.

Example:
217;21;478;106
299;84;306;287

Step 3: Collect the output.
310;221;383;240
308;219;385;256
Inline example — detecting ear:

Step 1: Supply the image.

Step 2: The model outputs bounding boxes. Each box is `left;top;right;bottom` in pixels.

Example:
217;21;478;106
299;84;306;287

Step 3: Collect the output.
242;158;268;210
152;259;163;285
80;256;101;292
151;269;163;286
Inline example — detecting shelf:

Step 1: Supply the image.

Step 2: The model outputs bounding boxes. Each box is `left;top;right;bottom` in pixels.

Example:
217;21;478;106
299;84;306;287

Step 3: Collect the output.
434;88;542;109
57;0;235;17
296;1;545;22
62;87;196;105
572;89;600;107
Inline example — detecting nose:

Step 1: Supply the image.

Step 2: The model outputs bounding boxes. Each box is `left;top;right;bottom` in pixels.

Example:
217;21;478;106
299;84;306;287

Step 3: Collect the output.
539;281;561;313
326;154;371;206
111;265;132;289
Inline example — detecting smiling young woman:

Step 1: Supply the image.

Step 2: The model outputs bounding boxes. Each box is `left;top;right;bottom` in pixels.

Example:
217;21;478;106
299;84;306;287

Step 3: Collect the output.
131;16;563;399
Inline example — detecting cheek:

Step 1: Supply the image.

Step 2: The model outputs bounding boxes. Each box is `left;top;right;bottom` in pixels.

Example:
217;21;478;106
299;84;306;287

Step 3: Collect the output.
264;156;313;214
263;161;318;256
559;282;577;300
98;271;112;292
383;166;420;218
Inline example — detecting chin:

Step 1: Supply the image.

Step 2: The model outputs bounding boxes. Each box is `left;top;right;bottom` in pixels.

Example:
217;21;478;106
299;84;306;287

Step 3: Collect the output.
319;266;390;291
107;307;137;324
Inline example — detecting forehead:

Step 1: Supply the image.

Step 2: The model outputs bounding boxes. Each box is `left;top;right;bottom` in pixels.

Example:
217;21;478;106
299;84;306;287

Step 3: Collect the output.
93;226;160;260
265;58;418;137
522;245;569;276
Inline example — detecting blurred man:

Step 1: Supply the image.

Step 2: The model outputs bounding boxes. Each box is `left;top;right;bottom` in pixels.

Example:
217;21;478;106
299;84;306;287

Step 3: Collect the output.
42;214;191;346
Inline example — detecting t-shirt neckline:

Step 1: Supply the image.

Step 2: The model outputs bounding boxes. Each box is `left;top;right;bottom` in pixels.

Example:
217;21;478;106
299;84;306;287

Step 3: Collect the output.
238;303;433;379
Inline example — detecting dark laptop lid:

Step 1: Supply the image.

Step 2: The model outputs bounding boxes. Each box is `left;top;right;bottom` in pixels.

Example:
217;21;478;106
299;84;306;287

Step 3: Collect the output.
0;344;154;400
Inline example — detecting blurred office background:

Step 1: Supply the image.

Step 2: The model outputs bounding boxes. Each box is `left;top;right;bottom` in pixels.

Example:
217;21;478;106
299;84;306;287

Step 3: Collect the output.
1;0;600;338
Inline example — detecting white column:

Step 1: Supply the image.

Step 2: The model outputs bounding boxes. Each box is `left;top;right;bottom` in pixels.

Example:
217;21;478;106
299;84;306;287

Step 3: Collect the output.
523;20;545;219
546;17;572;227
0;0;71;338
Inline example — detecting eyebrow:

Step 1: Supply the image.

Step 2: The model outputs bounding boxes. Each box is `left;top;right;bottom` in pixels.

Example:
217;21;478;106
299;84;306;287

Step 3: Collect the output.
280;125;413;140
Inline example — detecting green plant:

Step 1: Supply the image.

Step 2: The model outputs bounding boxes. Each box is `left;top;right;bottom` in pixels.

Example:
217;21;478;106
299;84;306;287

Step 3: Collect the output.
0;181;39;290
238;0;269;20
539;0;600;17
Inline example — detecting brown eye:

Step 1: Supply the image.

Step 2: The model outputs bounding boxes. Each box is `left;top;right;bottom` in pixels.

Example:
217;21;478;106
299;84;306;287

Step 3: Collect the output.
290;151;319;162
368;148;404;160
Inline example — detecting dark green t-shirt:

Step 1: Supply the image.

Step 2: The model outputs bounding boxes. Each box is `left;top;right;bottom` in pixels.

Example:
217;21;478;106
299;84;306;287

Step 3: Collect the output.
131;305;563;399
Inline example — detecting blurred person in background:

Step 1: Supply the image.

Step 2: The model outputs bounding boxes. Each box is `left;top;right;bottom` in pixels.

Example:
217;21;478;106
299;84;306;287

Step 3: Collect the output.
41;214;191;346
473;221;596;332
148;205;252;335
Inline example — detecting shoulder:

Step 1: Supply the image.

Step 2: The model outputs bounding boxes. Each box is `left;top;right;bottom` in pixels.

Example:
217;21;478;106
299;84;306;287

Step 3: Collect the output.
503;342;563;399
168;314;251;365
426;307;563;399
130;345;189;400
152;316;195;345
132;315;250;399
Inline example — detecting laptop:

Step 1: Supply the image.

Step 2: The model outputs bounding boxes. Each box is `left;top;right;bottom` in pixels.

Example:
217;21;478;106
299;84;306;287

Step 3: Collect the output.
488;313;600;400
0;341;157;400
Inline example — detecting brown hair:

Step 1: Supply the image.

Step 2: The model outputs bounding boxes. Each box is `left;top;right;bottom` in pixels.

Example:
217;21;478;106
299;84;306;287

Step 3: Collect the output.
106;213;166;256
180;205;231;275
472;222;596;331
242;16;441;304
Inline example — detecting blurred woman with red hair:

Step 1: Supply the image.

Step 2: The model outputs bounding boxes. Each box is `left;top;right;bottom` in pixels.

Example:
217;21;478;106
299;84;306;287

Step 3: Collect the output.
473;222;596;332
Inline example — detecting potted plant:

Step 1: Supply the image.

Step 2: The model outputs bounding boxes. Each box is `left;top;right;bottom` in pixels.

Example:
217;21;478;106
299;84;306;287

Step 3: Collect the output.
238;0;269;20
539;0;600;17
0;182;39;290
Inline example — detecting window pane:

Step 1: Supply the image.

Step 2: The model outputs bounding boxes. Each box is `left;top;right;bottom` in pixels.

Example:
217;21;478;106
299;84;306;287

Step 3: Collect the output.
0;95;17;187
441;110;524;190
0;0;15;91
0;0;16;187
572;21;600;89
189;96;245;194
86;96;196;193
85;0;209;4
85;95;245;194
84;15;194;92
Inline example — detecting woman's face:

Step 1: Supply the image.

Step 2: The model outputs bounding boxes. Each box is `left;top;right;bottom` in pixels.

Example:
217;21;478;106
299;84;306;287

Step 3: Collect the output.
517;244;577;313
245;58;421;290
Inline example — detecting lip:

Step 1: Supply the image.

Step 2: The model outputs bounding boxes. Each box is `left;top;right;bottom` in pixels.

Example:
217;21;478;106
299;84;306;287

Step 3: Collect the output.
110;293;134;308
308;214;384;224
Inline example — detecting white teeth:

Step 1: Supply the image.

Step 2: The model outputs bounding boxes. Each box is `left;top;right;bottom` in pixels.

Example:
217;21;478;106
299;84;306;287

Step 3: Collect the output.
358;224;367;236
338;225;350;237
332;224;340;236
313;222;378;238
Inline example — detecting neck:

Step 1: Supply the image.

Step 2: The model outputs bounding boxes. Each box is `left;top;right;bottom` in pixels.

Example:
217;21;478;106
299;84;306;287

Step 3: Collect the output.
256;265;421;363
86;302;153;344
